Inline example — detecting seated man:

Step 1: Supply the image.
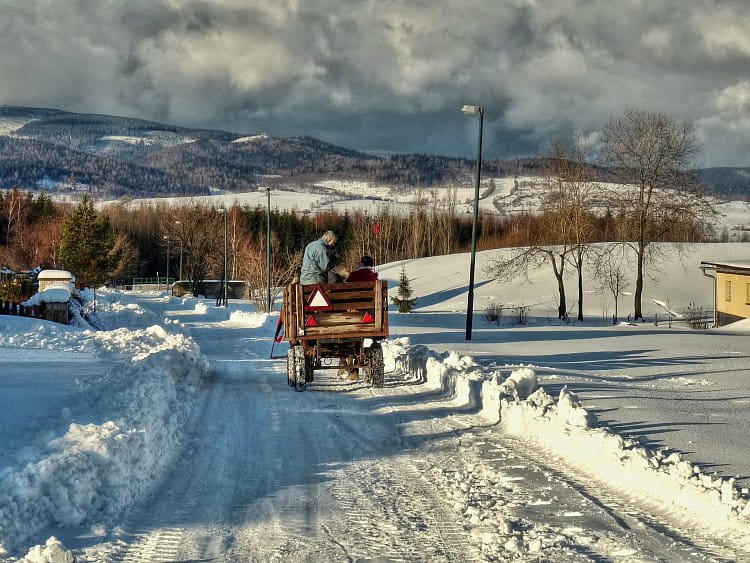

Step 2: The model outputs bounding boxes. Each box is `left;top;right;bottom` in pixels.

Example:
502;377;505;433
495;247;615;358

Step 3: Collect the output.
346;255;378;282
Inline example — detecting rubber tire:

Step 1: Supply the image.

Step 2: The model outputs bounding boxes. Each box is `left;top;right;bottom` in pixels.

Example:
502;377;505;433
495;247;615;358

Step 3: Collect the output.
368;342;385;388
286;347;296;387
293;346;307;391
287;345;306;391
304;354;315;383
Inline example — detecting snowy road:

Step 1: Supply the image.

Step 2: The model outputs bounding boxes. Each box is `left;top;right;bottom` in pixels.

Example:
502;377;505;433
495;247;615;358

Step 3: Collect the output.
71;295;738;562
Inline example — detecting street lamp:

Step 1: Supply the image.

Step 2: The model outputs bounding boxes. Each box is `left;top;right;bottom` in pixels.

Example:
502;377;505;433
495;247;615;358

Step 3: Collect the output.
217;207;228;307
266;187;272;313
162;235;170;292
174;220;183;281
461;104;484;341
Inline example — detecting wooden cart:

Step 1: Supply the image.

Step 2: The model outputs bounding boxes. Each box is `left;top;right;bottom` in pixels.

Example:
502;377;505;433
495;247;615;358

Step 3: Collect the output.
282;280;389;391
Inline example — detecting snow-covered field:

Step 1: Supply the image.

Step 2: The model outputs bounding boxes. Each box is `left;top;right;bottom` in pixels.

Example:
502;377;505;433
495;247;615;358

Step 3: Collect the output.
1;243;749;561
104;177;750;242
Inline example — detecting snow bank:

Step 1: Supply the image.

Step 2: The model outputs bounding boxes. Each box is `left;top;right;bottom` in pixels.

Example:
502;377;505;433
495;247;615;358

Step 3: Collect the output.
22;288;71;306
382;339;750;554
227;310;267;327
0;302;207;555
714;318;750;334
18;536;74;563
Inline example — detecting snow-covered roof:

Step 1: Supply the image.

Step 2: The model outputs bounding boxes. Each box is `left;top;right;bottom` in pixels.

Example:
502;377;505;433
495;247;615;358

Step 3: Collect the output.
700;260;750;272
37;269;73;279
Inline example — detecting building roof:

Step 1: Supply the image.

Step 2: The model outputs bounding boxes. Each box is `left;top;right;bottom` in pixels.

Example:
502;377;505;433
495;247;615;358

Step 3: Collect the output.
37;269;73;279
701;260;750;272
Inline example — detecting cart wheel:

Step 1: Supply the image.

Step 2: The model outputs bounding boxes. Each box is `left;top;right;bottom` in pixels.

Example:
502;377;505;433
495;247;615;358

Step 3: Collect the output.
304;354;315;383
368;342;385;388
286;347;296;387
287;346;306;391
293;346;307;392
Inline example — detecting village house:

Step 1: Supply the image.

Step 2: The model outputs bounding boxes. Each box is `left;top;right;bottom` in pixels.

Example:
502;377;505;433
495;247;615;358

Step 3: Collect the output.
700;260;750;327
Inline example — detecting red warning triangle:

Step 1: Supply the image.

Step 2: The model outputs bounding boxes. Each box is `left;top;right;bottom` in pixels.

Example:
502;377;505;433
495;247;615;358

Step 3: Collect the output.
361;312;374;323
305;315;318;327
305;285;334;311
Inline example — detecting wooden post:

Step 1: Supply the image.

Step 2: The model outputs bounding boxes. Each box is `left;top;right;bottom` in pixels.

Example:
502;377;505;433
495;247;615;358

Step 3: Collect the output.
374;280;383;330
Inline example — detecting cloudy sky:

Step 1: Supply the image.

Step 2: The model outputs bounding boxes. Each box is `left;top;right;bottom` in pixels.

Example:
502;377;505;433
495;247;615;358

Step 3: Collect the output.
1;0;749;166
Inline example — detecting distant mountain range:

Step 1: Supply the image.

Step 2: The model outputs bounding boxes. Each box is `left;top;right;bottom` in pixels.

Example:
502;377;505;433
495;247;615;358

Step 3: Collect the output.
0;105;747;200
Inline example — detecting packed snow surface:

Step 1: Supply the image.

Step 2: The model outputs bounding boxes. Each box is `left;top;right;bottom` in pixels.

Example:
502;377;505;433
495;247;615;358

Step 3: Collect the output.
2;242;749;560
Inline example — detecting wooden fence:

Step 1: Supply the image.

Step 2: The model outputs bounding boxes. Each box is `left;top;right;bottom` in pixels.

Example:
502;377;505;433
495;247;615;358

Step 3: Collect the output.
0;300;70;325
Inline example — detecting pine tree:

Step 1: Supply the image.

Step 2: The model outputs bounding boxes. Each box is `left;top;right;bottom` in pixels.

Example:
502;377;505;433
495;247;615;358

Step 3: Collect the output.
391;264;417;313
59;196;116;288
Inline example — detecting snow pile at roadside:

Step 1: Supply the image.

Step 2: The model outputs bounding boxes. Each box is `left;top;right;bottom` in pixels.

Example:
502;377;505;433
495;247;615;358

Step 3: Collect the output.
226;310;267;327
22;288;71;306
383;338;750;554
18;537;74;563
714;318;750;334
0;313;207;555
80;288;164;330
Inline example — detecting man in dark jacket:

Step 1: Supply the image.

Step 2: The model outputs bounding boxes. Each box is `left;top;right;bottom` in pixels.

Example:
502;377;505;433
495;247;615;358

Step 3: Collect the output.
346;255;378;282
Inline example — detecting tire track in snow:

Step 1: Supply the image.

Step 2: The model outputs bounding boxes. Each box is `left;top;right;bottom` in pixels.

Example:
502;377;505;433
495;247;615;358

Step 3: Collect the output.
494;435;738;562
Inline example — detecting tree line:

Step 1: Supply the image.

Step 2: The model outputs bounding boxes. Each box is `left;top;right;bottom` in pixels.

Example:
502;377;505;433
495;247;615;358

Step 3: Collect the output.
0;109;716;318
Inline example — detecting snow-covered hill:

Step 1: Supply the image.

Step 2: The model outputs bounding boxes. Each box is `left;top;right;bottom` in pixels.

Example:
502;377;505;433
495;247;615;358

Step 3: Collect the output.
109;177;750;242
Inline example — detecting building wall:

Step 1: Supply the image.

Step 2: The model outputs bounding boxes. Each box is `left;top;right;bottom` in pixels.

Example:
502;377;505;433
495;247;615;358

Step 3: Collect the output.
715;271;750;325
38;279;72;291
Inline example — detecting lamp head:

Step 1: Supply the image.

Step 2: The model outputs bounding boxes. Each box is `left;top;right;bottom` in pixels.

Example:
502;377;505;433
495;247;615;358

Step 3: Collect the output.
461;105;482;116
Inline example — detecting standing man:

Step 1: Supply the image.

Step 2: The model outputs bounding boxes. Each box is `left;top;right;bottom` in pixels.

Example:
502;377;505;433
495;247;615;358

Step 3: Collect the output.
300;231;339;284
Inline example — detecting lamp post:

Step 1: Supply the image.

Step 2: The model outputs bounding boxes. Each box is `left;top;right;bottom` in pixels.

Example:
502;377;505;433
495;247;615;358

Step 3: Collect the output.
461;104;484;341
162;235;170;292
266;187;272;313
217;207;228;307
174;220;183;281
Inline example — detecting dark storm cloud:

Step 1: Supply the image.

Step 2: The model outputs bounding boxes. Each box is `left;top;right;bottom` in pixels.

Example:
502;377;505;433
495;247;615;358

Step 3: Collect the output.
1;0;749;166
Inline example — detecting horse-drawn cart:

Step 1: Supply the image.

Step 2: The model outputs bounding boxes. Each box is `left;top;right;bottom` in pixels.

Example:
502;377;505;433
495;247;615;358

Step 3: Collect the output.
281;280;389;391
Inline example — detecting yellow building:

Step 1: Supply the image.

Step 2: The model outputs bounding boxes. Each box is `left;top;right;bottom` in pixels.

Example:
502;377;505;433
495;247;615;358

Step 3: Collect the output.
700;260;750;327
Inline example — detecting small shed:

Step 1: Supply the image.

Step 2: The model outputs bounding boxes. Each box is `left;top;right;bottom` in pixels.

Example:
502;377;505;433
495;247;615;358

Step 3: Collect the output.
37;270;74;292
700;260;750;327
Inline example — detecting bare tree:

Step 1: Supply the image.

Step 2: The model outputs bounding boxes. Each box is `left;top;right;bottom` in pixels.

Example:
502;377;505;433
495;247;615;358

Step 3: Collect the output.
601;109;709;319
548;139;599;321
2;189;29;246
592;244;629;324
486;139;602;321
485;209;576;321
177;205;223;296
238;241;301;312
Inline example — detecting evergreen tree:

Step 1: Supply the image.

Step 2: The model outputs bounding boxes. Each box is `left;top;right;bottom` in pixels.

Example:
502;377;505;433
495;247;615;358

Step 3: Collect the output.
59;196;116;288
391;264;417;313
30;191;56;222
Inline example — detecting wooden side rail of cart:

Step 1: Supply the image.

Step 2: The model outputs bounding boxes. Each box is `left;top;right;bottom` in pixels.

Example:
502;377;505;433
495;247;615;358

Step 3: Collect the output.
282;280;389;344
